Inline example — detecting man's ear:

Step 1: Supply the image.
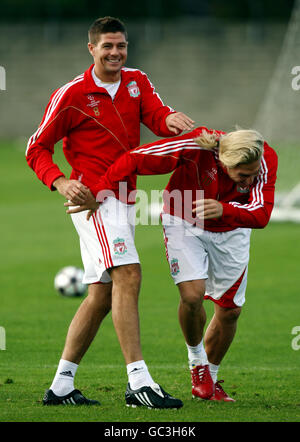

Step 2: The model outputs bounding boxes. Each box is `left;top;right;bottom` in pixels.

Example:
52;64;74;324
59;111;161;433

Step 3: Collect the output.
87;42;94;56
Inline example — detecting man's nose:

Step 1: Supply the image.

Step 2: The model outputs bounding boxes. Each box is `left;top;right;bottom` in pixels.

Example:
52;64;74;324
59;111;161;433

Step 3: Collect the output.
246;176;254;185
110;46;119;55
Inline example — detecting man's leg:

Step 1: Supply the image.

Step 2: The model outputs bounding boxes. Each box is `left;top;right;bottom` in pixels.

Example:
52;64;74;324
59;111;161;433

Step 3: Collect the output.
48;282;112;397
109;263;183;409
109;263;156;388
204;304;242;369
177;280;214;399
62;282;112;364
109;263;143;364
46;263;152;402
203;303;241;402
177;280;206;347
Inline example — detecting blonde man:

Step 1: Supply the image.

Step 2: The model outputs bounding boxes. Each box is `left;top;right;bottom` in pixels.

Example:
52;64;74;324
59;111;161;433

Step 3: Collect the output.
67;126;278;403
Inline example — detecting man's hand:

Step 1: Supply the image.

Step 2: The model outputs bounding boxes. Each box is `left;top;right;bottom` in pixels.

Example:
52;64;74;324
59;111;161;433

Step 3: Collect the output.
53;177;99;220
192;199;223;219
165;112;195;135
64;188;99;221
53;177;90;205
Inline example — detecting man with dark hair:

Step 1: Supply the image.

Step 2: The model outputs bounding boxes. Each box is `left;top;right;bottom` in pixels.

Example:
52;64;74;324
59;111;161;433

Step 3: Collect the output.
26;16;194;408
88;16;128;43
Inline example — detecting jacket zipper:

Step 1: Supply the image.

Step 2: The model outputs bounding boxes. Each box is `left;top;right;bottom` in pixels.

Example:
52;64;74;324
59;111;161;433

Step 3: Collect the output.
112;101;130;146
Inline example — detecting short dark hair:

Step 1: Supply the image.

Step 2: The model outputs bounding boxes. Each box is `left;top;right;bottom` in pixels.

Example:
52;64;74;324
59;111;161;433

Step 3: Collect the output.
88;16;128;44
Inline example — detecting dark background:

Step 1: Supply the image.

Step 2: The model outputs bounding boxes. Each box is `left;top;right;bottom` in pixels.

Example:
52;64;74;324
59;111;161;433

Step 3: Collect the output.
0;0;295;22
0;0;298;150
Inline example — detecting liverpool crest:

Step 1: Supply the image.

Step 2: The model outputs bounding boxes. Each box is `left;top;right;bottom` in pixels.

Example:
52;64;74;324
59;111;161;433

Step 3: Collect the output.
127;81;140;98
113;237;127;255
236;185;249;193
170;258;180;276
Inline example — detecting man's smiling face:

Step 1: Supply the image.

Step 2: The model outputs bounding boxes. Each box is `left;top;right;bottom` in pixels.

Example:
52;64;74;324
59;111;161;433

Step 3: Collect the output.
226;159;261;188
88;32;128;82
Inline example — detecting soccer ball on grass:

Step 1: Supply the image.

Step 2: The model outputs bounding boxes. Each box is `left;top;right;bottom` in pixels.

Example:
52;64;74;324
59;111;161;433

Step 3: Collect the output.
54;266;87;297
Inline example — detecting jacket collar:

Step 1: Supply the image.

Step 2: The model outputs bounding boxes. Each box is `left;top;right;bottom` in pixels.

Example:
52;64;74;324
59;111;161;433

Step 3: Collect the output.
83;64;136;95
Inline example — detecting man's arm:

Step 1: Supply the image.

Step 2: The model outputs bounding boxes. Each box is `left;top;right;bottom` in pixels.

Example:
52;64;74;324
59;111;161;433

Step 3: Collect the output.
65;130;203;218
26;86;88;200
90;130;203;198
26;87;72;189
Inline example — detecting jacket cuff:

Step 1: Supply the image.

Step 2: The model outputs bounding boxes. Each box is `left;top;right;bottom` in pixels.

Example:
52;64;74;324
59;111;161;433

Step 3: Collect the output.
47;170;65;191
221;202;236;222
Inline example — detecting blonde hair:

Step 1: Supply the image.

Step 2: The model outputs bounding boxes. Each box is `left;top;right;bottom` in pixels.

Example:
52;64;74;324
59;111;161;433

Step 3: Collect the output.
194;128;264;168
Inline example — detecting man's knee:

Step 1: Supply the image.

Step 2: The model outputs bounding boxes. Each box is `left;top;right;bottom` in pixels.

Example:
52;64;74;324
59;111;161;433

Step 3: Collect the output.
110;263;142;289
178;280;206;310
216;306;242;324
87;282;112;312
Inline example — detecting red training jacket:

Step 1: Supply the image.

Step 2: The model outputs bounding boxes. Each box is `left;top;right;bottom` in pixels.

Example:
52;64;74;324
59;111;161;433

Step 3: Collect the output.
94;127;278;232
26;64;177;193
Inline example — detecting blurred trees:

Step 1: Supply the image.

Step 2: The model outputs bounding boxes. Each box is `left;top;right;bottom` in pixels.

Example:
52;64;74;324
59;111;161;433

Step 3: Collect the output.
0;0;295;22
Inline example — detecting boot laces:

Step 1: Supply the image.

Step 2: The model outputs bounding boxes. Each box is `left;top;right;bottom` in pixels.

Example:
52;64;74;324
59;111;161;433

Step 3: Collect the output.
192;365;209;384
215;380;225;393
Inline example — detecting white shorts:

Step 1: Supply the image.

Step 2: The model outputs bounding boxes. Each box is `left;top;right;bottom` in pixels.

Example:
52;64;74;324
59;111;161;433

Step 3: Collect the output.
161;214;251;308
71;197;140;284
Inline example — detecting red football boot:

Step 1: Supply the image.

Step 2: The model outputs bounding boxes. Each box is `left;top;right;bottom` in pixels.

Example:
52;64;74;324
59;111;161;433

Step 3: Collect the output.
191;364;214;399
209;380;236;402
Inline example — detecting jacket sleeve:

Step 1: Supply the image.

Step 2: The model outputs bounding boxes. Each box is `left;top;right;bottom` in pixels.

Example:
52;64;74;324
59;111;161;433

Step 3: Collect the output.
139;71;179;137
90;131;201;198
221;147;278;228
25;88;74;190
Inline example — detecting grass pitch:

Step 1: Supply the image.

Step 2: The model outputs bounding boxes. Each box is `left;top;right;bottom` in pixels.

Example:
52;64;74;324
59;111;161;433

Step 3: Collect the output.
0;141;299;423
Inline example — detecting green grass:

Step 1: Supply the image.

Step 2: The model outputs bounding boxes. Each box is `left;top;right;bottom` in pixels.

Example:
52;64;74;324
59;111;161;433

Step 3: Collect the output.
274;143;300;192
0;141;300;422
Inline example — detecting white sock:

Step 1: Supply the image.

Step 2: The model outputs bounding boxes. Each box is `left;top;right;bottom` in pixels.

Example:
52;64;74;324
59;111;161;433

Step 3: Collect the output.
186;340;208;369
208;362;219;384
127;360;154;390
50;359;78;396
